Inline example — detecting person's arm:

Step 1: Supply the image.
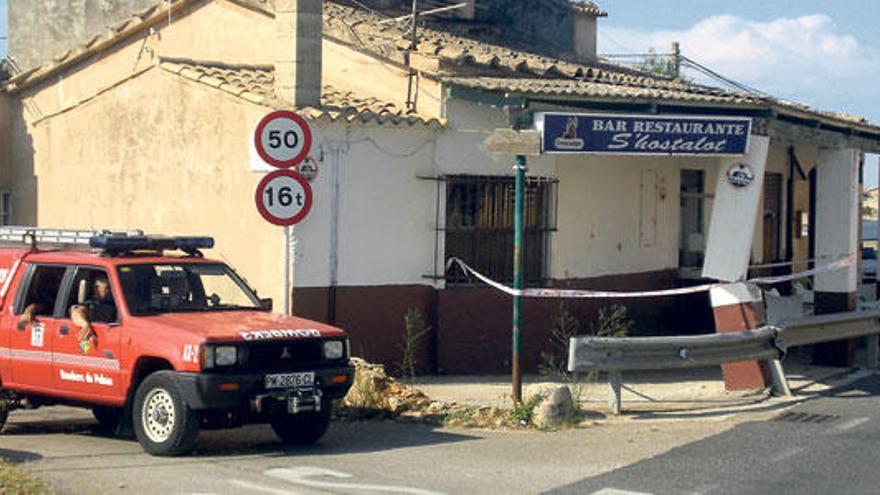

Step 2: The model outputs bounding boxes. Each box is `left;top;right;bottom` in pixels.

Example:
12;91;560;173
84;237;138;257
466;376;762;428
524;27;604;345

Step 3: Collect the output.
71;305;97;344
18;303;41;324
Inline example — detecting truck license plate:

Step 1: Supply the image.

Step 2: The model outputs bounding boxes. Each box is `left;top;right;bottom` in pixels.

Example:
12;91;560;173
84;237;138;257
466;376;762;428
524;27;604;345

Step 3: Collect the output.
265;372;315;389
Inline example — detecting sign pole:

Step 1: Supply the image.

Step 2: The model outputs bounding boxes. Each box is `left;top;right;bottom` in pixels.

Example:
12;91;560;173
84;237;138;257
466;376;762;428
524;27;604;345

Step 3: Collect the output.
253;110;314;317
512;154;526;404
283;225;292;316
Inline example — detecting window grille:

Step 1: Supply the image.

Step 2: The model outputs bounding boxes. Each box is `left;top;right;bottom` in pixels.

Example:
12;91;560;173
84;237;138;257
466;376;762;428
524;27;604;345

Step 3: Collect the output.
444;175;557;285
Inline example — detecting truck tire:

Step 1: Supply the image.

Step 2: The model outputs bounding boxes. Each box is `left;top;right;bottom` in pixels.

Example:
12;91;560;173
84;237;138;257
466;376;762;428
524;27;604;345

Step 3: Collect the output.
92;406;123;432
270;406;332;445
132;372;200;456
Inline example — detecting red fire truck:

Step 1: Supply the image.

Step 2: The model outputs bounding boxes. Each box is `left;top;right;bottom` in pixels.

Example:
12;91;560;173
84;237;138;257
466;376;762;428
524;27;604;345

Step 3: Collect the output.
0;228;353;456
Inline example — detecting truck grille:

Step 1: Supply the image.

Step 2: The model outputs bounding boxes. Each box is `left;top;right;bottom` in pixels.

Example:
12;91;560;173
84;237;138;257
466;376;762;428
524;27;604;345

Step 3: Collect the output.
243;340;324;372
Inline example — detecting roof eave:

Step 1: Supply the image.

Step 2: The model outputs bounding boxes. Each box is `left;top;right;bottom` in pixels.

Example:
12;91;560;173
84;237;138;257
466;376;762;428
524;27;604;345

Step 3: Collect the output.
5;0;200;94
443;80;880;142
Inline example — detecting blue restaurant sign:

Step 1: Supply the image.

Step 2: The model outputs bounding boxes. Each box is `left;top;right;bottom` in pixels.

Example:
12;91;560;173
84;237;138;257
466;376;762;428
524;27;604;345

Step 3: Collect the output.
538;112;752;156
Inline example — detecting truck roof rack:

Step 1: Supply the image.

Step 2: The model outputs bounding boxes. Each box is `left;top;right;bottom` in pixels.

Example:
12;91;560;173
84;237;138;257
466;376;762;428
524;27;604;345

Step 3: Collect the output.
0;226;214;257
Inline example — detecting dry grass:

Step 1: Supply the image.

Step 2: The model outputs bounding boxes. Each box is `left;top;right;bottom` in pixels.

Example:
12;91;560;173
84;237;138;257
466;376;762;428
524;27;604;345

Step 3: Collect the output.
0;460;52;495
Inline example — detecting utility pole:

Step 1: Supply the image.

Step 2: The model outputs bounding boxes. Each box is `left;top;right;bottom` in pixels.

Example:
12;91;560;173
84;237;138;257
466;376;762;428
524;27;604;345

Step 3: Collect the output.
401;2;467;113
405;0;419;113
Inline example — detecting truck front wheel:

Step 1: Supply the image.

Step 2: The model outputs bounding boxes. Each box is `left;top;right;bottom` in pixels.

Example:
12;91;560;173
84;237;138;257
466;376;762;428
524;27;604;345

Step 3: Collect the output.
133;372;200;456
270;406;332;445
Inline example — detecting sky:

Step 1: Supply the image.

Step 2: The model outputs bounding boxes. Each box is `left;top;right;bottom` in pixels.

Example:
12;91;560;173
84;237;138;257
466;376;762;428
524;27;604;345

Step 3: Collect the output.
0;0;876;184
596;0;880;187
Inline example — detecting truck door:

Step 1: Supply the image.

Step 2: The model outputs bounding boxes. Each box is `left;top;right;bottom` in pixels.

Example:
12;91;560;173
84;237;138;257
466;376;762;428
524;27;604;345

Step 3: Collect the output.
8;264;68;392
52;266;122;401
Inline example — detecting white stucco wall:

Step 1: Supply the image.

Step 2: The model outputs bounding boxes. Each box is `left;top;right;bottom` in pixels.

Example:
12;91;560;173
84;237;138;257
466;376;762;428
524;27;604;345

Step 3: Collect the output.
284;98;826;289
435;99;555;176
551;154;676;278
291;123;439;288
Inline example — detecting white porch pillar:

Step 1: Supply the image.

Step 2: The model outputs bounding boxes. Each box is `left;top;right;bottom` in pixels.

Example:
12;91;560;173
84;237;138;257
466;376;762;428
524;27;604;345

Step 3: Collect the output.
815;147;860;296
702;135;770;282
813;147;860;367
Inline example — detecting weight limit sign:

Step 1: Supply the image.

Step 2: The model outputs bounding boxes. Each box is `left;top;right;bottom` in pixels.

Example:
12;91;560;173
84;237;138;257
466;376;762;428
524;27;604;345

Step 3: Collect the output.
255;169;313;226
254;110;312;168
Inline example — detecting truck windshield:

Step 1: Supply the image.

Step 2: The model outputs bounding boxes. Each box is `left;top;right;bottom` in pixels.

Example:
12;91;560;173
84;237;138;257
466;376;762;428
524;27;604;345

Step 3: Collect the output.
117;263;261;315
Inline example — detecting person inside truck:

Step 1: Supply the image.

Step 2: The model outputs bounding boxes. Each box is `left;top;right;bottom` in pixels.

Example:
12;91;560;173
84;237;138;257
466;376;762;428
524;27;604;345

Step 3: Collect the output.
70;272;118;346
18;267;66;325
19;298;47;325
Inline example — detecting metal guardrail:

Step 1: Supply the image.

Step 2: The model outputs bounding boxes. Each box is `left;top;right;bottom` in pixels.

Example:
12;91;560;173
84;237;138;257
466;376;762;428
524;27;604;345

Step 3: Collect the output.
568;309;880;414
778;309;880;347
567;327;781;373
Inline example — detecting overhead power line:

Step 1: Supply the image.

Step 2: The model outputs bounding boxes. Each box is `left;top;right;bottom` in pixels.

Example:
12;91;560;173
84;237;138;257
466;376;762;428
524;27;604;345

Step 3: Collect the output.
601;46;769;98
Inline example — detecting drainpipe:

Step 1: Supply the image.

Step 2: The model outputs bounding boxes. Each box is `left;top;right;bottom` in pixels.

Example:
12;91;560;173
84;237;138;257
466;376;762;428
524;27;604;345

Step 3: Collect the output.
328;143;341;325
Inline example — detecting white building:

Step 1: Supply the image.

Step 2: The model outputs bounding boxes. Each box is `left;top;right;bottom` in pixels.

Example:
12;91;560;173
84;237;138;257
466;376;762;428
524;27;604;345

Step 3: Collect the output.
3;0;879;373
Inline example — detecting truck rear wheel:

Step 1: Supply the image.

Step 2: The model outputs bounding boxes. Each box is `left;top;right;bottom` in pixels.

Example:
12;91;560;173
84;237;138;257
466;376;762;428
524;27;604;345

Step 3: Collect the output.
133;372;200;456
270;406;332;445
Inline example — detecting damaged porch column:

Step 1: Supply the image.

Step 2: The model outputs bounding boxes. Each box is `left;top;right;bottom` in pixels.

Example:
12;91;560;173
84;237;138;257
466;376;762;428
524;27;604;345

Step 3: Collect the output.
703;135;771;390
275;0;323;108
813;148;860;366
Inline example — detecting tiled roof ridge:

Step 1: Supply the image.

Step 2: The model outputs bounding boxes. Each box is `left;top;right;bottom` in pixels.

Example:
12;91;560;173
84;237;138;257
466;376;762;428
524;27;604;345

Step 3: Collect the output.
570;1;607;17
0;0;779;104
158;57;444;128
319;2;758;98
5;0;876;133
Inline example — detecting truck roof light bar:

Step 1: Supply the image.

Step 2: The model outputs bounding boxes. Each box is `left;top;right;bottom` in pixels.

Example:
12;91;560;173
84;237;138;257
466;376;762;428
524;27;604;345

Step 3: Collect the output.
0;226;144;248
0;226;212;256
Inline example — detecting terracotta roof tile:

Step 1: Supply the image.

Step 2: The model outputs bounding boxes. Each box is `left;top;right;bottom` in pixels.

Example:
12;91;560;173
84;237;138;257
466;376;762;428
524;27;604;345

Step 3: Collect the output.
441;77;763;106
570;1;607;17
158;58;443;128
4;0;877;135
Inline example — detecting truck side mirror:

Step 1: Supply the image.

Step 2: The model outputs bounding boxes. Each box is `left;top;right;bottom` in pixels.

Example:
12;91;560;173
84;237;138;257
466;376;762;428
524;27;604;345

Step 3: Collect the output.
259;298;273;311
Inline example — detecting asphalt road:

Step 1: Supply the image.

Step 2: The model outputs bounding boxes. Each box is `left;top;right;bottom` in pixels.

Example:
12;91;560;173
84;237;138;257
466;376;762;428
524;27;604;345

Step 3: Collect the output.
554;374;880;495
2;375;880;494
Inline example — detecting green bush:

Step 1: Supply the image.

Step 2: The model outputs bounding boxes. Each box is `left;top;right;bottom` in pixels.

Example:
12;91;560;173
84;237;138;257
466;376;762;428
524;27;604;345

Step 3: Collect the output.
539;304;634;404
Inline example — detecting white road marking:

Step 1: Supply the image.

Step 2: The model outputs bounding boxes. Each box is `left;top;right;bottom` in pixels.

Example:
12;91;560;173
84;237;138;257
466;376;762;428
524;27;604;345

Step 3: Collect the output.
589;488;654;495
769;447;804;463
828;416;871;434
230;479;302;495
264;467;445;495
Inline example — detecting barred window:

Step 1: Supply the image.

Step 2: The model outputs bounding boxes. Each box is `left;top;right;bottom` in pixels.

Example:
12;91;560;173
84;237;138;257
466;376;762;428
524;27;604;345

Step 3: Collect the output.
445;175;556;284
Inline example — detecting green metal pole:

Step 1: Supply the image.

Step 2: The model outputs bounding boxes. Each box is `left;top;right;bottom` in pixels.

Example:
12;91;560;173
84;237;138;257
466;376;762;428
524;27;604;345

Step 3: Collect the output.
512;154;527;404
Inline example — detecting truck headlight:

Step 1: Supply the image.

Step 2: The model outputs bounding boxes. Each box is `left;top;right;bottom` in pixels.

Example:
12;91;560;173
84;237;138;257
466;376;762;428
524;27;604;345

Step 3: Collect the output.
215;346;238;366
323;340;345;360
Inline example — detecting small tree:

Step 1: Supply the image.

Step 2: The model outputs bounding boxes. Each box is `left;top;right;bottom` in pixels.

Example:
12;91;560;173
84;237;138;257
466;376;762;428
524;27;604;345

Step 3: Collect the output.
399;308;430;386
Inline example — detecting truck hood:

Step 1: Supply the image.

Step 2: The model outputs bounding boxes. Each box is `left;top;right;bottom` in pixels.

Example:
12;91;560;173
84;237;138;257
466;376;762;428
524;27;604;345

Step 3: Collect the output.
145;311;347;342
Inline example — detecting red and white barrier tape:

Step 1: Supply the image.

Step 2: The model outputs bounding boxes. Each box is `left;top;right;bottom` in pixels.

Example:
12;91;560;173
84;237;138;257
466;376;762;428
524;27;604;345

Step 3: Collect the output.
445;254;855;299
746;254;846;270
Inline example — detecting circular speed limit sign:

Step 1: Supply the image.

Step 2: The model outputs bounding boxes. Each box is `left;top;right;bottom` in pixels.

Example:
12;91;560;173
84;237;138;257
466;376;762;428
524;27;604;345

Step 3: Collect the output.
254;110;312;168
255;170;313;226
